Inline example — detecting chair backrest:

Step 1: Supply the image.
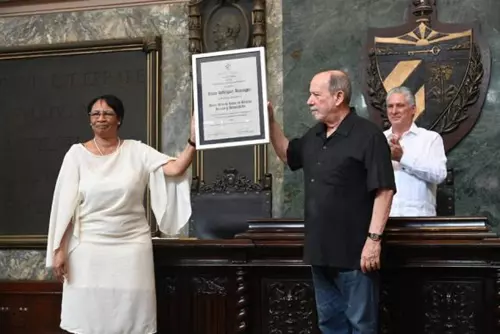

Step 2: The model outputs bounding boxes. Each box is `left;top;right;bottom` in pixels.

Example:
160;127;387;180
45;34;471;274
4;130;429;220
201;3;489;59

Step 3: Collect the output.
189;168;272;239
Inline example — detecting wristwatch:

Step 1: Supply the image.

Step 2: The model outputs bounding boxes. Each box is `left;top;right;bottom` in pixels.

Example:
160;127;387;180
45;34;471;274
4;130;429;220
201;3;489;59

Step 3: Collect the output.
188;138;196;147
368;233;383;241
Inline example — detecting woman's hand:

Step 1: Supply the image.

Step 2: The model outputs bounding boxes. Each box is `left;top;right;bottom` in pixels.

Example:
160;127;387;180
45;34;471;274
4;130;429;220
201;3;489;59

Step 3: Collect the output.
53;248;68;283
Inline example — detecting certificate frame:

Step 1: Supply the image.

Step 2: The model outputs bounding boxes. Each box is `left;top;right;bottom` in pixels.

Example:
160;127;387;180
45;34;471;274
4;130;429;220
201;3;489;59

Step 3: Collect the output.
192;46;269;150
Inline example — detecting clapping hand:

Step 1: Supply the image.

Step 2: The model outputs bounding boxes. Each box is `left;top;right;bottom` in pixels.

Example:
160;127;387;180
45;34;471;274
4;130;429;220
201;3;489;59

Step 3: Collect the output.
389;135;403;162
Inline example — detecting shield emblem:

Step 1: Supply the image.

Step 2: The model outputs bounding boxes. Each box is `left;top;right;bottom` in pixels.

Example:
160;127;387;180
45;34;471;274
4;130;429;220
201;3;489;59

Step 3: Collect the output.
362;0;490;152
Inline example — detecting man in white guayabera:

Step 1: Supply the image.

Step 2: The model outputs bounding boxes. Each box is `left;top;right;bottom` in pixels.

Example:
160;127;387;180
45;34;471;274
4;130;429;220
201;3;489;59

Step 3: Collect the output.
384;86;447;217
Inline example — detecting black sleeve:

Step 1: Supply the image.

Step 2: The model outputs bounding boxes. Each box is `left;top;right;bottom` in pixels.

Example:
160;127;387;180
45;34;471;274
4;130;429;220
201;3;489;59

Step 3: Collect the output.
286;137;304;171
364;131;396;193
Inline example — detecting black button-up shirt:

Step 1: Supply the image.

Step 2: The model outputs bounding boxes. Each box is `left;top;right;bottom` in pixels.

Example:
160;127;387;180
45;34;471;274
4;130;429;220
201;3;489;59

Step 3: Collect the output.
287;109;396;269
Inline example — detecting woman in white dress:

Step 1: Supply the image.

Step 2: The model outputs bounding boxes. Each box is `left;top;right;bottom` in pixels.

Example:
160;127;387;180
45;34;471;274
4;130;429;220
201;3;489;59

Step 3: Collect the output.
45;95;196;334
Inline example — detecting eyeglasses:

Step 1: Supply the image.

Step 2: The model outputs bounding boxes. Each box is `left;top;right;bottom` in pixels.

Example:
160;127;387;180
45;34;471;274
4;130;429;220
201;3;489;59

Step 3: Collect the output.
89;110;116;118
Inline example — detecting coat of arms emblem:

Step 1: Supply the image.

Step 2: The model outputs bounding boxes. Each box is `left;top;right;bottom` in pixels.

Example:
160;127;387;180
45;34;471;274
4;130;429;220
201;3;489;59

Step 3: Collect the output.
362;0;491;151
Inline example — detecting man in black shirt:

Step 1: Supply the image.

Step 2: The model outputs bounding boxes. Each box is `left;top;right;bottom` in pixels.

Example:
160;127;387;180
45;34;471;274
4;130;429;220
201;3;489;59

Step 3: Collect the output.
268;70;395;333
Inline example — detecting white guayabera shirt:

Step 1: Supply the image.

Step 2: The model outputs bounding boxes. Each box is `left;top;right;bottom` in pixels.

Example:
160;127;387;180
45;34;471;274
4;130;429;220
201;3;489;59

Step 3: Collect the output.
384;123;447;217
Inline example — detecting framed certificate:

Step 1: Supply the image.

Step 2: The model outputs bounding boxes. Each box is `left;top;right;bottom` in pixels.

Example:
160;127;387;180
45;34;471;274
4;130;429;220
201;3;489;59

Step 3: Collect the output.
192;47;269;150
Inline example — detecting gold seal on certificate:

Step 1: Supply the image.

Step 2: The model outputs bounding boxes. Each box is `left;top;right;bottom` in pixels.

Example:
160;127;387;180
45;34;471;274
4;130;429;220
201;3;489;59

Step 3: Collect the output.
192;47;269;150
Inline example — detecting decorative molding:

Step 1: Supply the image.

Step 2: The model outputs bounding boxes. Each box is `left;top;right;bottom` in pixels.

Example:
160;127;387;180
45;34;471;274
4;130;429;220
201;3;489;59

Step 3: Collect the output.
195;168;264;193
143;35;162;53
0;0;188;17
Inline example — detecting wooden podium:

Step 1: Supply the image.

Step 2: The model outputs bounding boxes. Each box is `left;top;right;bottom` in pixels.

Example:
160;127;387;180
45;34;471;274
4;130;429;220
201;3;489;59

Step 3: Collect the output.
1;217;499;334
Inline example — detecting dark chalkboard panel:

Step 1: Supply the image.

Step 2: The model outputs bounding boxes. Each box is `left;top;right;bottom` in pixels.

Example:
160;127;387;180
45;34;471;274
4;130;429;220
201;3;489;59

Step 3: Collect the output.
0;37;162;242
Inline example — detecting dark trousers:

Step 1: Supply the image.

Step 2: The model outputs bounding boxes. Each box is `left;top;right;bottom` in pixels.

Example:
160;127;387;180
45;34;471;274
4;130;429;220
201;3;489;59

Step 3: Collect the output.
311;266;379;334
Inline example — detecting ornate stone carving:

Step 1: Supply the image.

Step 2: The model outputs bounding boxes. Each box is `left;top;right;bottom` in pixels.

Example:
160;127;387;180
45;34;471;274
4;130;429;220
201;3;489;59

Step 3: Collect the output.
192;276;228;296
412;0;435;19
203;0;250;52
266;280;315;334
366;50;390;129
432;43;483;134
363;0;491;152
422;281;479;333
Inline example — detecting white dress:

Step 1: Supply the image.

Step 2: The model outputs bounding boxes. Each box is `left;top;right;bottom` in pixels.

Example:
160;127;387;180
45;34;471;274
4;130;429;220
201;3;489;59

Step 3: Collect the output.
45;140;191;334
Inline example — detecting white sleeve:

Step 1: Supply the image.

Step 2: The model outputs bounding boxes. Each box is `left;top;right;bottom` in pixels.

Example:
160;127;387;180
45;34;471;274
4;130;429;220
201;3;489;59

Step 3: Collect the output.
138;141;192;236
46;145;80;268
399;132;447;184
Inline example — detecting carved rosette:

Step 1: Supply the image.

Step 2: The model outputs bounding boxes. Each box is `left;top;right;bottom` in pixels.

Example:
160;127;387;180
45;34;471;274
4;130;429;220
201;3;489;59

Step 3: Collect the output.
236;267;248;333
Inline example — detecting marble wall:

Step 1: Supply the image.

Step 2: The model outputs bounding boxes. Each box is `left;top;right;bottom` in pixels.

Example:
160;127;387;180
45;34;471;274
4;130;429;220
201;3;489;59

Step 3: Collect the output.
0;0;284;280
281;0;500;232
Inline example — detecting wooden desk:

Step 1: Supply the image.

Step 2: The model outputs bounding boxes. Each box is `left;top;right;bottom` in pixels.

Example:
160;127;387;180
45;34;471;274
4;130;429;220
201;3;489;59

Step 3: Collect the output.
1;217;499;334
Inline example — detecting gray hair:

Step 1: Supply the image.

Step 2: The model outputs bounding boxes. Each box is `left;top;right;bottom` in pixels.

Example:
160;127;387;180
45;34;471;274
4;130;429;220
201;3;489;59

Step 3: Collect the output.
386;86;415;106
329;73;352;104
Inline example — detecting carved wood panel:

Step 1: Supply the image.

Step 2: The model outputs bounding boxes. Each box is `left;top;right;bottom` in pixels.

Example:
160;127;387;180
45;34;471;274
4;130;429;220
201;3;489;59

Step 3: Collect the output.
156;274;183;334
378;267;493;334
156;267;238;334
262;278;317;334
422;281;481;333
